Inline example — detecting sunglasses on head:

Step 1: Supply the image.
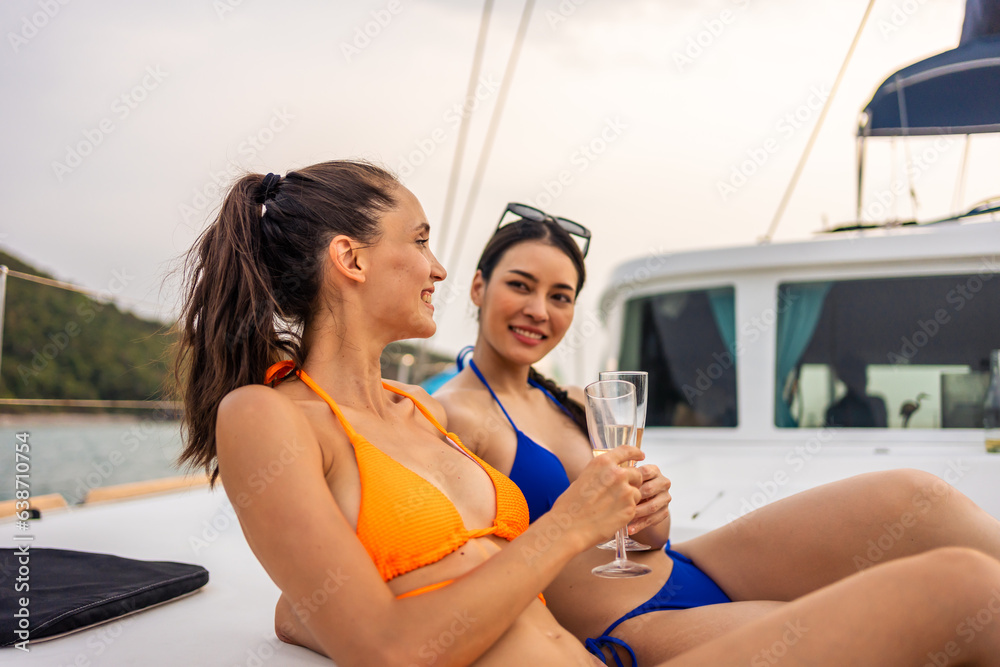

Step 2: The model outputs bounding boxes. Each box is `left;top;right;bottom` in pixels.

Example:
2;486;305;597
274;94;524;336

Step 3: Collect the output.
496;202;591;258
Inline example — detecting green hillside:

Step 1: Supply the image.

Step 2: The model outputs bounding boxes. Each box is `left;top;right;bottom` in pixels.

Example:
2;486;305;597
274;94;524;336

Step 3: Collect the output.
0;249;175;406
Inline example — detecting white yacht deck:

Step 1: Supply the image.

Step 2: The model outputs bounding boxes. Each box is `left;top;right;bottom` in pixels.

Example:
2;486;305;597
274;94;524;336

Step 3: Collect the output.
4;439;998;665
3;488;327;667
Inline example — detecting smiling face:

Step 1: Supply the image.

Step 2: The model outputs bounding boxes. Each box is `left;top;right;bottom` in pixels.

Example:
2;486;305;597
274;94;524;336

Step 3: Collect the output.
472;240;579;366
364;186;447;341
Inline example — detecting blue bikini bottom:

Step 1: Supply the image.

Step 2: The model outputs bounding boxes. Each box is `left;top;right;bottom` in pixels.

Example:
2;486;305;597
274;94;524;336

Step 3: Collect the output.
584;542;731;667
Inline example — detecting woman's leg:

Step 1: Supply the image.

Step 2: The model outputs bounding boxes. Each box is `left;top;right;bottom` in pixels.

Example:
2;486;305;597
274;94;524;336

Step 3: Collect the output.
676;469;1000;601
598;600;783;663
654;548;1000;666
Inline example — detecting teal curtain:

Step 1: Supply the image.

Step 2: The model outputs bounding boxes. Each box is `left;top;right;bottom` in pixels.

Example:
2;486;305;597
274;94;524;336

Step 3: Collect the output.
775;282;833;427
707;288;736;356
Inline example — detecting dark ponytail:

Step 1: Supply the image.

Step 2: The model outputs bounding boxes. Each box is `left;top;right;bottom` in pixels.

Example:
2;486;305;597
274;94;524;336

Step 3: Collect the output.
175;160;398;484
528;367;588;436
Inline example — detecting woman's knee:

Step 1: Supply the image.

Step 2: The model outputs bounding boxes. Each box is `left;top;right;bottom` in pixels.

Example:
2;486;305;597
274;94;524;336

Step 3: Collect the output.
870;468;955;516
914;547;1000;595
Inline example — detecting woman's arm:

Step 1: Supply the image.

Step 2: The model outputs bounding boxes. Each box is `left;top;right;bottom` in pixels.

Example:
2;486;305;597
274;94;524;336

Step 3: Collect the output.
216;385;642;666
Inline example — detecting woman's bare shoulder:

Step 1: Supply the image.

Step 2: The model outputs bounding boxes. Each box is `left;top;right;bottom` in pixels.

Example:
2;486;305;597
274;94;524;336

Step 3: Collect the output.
432;370;493;423
217;384;302;442
215;384;336;482
219;382;290;410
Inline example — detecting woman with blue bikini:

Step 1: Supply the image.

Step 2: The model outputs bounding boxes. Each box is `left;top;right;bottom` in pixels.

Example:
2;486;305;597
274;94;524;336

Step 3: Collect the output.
434;204;1000;666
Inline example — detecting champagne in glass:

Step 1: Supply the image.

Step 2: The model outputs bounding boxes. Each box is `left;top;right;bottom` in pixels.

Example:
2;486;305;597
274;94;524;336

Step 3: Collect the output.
585;380;651;578
597;371;651;552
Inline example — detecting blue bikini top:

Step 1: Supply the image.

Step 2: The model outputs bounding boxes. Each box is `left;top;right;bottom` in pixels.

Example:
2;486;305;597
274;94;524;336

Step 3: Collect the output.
457;347;572;523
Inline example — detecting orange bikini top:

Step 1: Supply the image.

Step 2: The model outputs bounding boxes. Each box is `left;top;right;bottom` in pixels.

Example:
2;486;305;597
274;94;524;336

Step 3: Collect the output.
265;361;531;582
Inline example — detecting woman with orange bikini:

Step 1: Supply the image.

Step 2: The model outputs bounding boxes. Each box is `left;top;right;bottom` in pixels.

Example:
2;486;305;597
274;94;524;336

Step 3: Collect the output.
176;162;1000;666
175;162;643;666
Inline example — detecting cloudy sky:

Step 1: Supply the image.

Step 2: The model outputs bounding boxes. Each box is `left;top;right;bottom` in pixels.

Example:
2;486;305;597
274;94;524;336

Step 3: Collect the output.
3;0;997;383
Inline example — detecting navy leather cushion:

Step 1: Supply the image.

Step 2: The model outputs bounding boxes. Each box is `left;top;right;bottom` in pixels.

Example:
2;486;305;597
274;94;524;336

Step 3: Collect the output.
0;548;209;647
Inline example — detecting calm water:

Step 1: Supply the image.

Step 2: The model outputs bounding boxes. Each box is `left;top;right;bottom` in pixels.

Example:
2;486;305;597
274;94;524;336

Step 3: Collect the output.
0;415;186;504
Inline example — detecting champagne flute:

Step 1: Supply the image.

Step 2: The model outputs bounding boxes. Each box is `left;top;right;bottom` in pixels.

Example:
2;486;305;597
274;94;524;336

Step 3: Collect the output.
597;371;651;551
585;380;652;578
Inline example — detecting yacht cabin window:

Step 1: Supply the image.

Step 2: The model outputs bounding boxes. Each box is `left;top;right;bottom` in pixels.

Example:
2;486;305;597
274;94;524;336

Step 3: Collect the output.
619;287;737;428
775;273;1000;429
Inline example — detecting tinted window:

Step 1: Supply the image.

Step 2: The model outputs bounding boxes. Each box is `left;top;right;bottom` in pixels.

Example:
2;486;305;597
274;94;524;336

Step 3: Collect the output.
620;287;737;427
776;273;1000;428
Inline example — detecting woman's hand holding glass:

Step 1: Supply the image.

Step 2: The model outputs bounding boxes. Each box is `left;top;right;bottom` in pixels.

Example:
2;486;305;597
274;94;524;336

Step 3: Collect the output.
548;442;645;552
626;464;673;542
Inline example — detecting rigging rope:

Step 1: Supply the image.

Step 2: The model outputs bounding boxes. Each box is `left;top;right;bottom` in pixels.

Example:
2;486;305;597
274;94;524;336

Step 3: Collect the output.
952;134;971;213
438;0;495;248
444;0;536;269
895;76;920;221
762;0;877;242
4;268;160;309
